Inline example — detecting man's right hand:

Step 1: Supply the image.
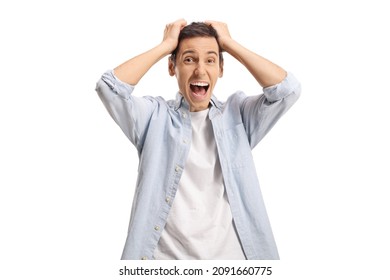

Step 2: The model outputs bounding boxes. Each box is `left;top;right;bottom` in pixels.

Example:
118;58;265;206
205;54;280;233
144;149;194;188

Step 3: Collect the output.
114;19;187;85
162;18;187;54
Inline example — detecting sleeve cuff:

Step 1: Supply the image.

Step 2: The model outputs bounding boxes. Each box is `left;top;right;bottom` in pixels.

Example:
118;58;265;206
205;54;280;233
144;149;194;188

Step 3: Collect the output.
263;72;301;102
100;70;135;100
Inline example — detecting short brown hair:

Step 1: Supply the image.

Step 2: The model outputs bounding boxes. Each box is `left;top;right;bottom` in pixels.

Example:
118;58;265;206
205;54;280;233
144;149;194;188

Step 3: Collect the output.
170;22;224;65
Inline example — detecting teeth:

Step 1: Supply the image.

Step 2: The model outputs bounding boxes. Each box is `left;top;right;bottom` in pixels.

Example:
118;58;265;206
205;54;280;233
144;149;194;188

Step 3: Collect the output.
191;82;209;86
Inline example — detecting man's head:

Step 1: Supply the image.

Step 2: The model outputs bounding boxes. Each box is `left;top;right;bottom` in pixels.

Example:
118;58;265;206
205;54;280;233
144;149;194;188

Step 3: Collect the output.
169;22;224;112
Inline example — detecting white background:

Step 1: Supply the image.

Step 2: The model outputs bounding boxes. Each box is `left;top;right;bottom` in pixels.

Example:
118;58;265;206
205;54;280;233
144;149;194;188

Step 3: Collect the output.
1;0;389;279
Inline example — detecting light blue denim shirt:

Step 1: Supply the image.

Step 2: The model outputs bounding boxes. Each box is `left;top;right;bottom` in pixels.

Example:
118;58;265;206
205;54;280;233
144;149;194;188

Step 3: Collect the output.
95;70;301;260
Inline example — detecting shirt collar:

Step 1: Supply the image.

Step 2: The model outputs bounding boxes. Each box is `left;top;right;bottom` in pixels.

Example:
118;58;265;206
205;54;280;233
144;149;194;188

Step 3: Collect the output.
174;92;222;112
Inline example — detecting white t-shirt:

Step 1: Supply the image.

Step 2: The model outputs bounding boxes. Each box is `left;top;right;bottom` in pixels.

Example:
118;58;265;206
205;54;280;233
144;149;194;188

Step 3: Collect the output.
154;109;246;260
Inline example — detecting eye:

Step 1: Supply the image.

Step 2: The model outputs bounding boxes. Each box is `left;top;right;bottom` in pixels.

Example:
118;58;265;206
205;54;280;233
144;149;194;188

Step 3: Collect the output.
184;57;195;63
207;58;216;64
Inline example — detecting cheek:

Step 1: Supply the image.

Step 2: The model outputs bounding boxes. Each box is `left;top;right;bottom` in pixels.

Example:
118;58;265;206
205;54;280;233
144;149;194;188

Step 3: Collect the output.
176;72;188;86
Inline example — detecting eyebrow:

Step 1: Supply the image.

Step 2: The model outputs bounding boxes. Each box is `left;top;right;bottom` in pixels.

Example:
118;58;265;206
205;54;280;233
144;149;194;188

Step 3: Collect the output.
182;50;218;56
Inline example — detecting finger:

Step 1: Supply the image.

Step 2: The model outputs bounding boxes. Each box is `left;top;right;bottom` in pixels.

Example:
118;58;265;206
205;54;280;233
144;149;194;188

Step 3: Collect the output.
204;20;225;26
204;20;214;26
168;18;187;27
176;18;187;30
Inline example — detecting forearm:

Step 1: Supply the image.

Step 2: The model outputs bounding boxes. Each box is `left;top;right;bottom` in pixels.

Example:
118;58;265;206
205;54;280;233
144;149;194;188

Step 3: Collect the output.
222;38;286;88
114;42;172;85
114;19;187;85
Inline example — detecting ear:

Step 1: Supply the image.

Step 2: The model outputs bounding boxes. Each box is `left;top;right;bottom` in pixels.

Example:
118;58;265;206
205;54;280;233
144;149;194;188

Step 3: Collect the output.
219;60;224;78
168;58;176;76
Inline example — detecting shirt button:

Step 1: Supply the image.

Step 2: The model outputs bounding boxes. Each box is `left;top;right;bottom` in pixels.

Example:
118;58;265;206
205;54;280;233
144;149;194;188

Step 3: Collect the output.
175;166;181;172
182;113;187;119
154;226;160;231
141;256;148;260
183;139;188;144
165;197;170;203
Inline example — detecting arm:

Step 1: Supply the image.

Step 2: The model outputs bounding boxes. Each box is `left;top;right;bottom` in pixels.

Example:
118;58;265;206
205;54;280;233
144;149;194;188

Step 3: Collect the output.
96;19;187;148
114;19;187;85
206;21;300;148
205;21;286;88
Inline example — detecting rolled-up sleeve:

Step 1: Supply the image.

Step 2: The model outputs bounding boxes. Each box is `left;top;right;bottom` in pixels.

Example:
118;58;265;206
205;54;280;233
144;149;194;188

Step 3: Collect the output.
97;70;136;100
95;70;157;149
263;72;301;102
240;72;301;148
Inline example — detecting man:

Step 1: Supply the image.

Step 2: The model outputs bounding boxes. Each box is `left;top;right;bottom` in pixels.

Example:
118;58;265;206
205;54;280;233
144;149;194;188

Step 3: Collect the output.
95;19;301;260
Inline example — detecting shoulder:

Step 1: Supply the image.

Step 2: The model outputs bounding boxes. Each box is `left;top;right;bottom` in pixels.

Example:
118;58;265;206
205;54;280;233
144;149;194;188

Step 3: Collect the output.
214;91;248;109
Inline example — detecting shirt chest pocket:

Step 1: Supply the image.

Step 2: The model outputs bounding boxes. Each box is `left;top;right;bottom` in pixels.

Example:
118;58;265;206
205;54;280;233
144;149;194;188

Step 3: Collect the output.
223;123;252;169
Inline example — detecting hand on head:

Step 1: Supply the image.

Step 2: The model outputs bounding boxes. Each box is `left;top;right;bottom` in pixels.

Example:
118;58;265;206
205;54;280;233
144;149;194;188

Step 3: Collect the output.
162;19;187;53
163;19;233;52
204;20;232;49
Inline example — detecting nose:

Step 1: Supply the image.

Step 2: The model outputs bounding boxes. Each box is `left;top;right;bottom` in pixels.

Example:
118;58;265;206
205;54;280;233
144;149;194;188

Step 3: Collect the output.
194;62;206;76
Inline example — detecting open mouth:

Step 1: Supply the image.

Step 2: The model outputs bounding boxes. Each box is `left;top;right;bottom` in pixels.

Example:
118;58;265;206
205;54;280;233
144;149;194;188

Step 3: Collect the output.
190;82;209;97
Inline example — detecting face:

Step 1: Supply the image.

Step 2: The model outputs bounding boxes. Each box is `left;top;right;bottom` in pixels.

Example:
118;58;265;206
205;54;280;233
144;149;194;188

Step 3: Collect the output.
169;37;223;112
